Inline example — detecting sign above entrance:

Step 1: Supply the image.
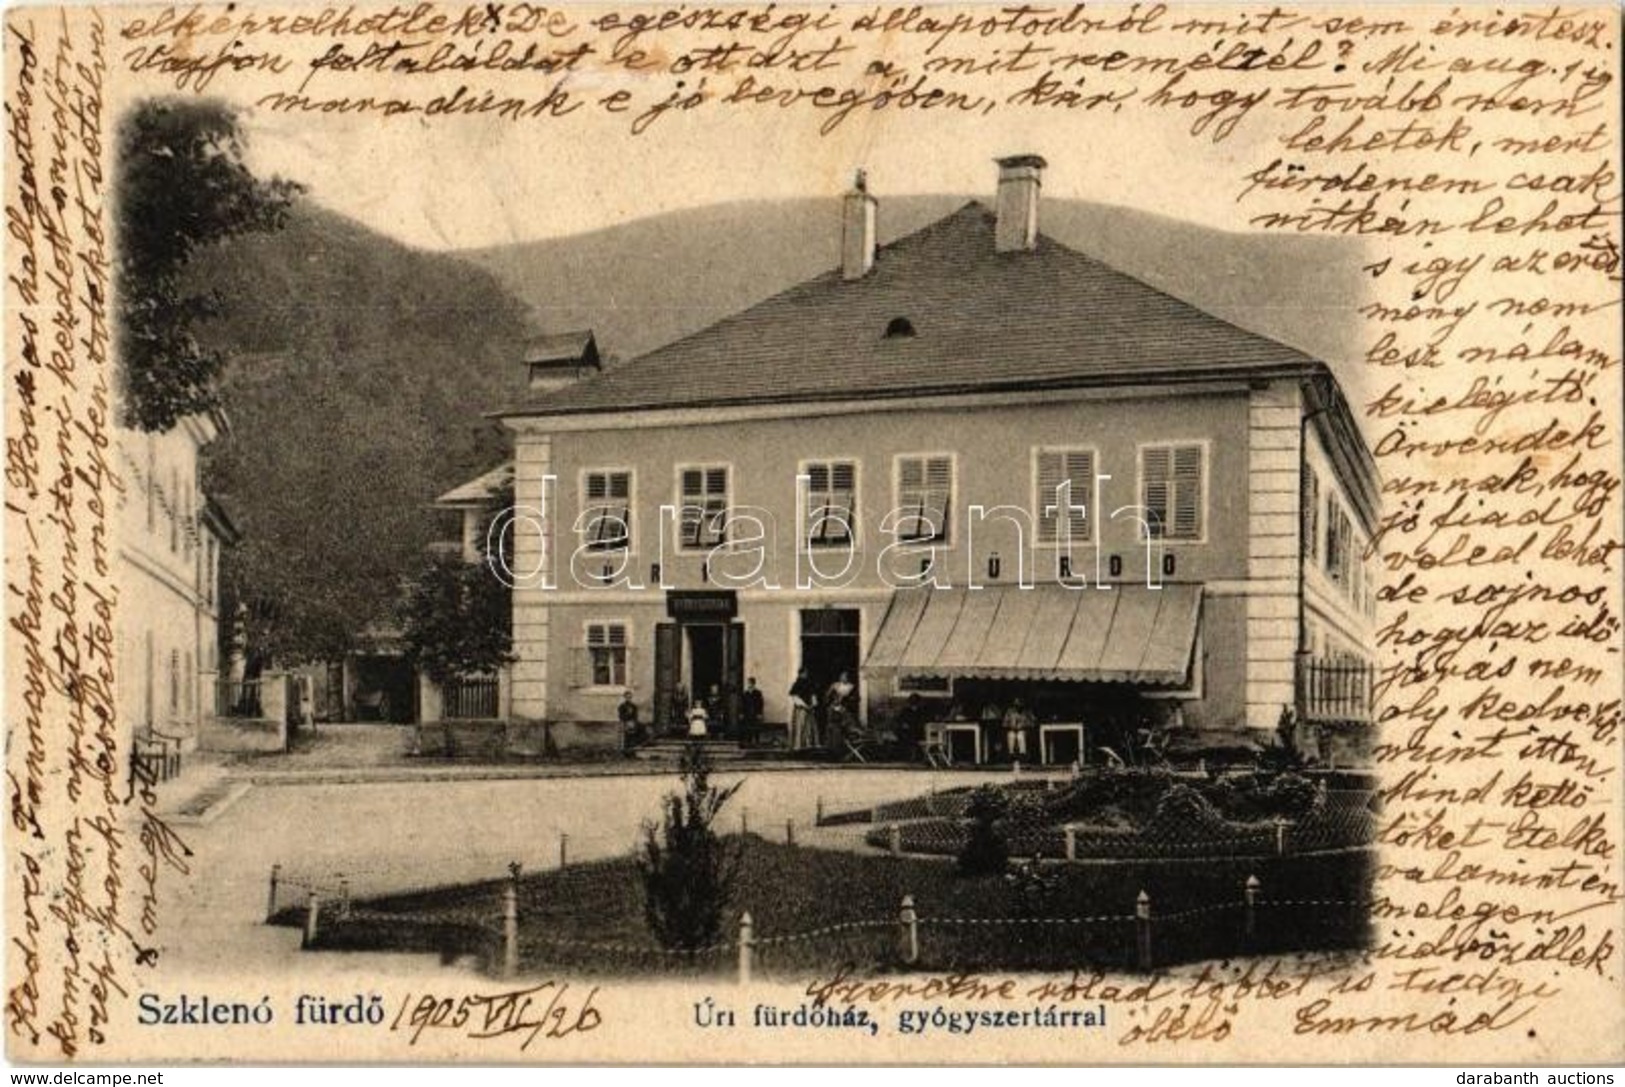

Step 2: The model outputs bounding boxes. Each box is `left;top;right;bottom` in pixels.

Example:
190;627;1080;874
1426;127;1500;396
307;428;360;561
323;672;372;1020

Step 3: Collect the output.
666;590;738;622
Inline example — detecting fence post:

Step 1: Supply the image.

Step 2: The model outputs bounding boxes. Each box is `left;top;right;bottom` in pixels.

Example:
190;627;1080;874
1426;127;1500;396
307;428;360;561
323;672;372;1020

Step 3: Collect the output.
1135;890;1152;971
737;912;754;985
888;824;902;856
303;892;321;949
266;864;281;922
559;832;570;869
338;877;352;920
816;796;825;826
740;807;749;836
502;883;519;978
899;894;919;965
1012;760;1021;778
1274;818;1287;856
785;818;796;847
1244;875;1260;943
1064;826;1077;862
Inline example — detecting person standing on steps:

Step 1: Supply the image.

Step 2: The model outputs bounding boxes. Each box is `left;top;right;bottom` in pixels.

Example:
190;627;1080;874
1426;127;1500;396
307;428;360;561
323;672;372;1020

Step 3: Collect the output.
789;668;818;750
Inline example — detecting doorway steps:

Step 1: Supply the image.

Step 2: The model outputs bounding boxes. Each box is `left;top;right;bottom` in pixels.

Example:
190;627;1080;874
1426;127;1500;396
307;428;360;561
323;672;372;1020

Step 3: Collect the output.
631;738;749;762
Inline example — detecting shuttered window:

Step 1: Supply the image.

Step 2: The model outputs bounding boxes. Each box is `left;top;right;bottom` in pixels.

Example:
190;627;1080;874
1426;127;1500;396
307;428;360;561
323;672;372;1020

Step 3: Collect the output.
1141;443;1204;541
678;466;729;549
804;460;857;547
1035;448;1094;544
1302;466;1320;561
586;622;629;687
1325;502;1353;586
895;455;953;543
582;469;632;552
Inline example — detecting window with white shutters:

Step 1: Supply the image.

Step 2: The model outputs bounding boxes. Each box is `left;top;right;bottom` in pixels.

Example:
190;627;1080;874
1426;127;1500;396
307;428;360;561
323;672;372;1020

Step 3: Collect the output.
804;460;857;548
1035;448;1094;544
586;622;628;687
678;466;729;549
582;469;632;552
1141;443;1205;541
895;455;953;543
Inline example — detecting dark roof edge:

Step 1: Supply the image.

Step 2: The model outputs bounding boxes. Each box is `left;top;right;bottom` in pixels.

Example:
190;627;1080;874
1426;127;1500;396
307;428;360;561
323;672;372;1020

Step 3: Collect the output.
1306;376;1381;537
491;360;1325;421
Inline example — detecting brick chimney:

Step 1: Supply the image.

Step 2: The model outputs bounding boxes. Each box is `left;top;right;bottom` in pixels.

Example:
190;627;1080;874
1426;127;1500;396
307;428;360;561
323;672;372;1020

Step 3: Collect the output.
842;169;878;280
994;154;1047;253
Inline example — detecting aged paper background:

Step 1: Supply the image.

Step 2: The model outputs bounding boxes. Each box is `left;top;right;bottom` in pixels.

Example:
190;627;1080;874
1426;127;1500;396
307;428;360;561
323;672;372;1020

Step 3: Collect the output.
5;0;1623;1064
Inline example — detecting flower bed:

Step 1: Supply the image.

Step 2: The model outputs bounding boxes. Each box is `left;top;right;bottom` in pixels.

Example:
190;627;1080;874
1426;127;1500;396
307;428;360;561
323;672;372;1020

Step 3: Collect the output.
859;769;1373;860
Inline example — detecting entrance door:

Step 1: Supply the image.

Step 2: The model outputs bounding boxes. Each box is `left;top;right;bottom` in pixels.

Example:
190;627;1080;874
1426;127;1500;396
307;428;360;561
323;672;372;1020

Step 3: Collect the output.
800;608;861;720
687;624;725;707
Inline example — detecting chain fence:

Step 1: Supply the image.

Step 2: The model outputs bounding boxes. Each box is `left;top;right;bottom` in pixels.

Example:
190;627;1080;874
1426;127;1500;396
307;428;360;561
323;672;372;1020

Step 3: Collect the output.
269;854;1370;980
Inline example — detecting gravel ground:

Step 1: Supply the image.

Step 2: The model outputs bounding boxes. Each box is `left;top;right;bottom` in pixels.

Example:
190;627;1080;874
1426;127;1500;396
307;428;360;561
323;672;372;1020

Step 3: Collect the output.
150;765;1018;980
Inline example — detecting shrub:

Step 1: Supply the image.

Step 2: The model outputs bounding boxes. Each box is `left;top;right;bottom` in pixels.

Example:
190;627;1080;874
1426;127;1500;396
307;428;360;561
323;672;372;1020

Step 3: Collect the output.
1041;767;1176;827
1257;706;1310;772
957;786;1011;877
638;745;742;949
1005;854;1061;917
1146;783;1228;835
1209;771;1322;822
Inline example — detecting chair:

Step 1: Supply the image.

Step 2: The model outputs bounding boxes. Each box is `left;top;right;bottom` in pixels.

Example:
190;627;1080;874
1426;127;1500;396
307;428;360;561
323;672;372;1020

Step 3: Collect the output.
833;709;880;763
920;723;951;768
842;730;883;763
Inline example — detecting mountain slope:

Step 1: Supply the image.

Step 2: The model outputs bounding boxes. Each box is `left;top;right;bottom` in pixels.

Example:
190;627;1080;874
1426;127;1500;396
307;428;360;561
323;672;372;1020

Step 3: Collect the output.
191;202;532;659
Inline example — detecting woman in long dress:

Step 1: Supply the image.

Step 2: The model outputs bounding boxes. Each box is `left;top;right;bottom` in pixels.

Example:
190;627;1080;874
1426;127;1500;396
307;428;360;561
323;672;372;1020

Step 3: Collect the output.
788;669;817;749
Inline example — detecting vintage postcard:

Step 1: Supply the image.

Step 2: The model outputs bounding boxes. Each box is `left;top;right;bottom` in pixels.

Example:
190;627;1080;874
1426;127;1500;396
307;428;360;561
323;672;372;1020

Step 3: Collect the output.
4;0;1622;1066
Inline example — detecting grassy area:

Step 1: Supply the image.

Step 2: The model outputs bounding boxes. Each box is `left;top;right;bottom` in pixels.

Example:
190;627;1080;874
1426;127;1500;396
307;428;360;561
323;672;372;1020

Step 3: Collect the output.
274;837;1370;977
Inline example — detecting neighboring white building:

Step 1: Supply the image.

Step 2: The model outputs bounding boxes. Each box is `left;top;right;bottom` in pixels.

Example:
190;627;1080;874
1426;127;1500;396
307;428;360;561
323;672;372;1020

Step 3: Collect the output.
116;412;236;754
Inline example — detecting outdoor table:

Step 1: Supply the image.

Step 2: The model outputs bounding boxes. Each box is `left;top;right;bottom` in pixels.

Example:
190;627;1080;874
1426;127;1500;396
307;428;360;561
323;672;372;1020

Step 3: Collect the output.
942;723;983;765
1040;722;1085;766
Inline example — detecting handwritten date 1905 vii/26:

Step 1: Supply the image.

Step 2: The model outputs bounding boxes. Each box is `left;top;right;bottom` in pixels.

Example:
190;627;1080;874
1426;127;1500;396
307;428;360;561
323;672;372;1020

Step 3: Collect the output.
390;982;602;1050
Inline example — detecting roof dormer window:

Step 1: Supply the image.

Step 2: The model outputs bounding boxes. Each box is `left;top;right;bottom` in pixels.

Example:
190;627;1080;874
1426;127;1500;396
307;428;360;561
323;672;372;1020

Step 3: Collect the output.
884;316;916;339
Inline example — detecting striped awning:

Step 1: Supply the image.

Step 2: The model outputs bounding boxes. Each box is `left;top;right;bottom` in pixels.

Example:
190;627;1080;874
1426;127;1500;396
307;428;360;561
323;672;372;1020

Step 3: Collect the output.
863;584;1201;685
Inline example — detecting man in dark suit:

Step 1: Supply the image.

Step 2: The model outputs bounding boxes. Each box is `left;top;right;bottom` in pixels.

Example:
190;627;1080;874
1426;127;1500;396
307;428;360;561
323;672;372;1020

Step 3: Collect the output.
740;677;765;747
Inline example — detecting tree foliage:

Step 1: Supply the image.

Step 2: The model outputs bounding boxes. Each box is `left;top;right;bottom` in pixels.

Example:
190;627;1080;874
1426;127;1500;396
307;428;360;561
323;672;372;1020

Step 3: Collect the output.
115;98;300;431
397;551;514;685
957;786;1010;877
195;196;530;665
638;746;743;950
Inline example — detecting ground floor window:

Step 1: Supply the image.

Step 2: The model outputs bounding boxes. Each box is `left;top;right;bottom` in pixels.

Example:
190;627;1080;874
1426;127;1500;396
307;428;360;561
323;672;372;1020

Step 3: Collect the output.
586;622;629;687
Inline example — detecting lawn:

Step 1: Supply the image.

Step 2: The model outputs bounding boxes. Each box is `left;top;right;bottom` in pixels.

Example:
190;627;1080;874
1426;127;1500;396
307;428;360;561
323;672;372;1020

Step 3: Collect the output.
274;836;1371;977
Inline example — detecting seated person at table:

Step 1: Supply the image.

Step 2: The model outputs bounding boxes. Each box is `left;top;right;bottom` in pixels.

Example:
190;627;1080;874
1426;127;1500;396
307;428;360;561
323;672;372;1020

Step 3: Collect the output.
894;694;929;757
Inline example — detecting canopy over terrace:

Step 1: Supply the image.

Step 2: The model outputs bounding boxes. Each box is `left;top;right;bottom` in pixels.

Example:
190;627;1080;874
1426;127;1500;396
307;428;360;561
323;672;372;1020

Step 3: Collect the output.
863;583;1202;686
